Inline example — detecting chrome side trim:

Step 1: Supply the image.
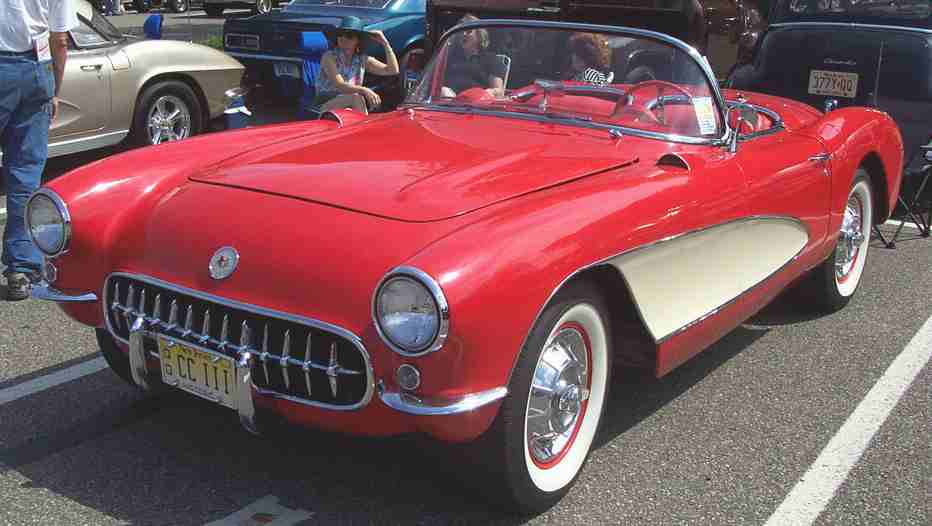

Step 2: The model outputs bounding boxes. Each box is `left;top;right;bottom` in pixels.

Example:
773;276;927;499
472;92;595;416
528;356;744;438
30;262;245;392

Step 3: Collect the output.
102;272;376;412
372;265;450;357
47;129;129;159
378;382;508;416
769;22;932;36
30;282;97;303
226;52;304;64
25;188;72;258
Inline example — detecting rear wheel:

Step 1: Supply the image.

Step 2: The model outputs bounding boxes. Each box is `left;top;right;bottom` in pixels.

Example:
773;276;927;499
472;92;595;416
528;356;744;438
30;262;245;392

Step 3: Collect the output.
204;3;224;16
810;170;874;312
472;280;612;514
169;0;188;13
252;0;273;15
129;80;203;148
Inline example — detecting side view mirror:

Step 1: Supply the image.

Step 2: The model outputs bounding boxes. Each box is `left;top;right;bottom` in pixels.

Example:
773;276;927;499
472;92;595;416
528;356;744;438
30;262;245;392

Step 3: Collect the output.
726;103;758;153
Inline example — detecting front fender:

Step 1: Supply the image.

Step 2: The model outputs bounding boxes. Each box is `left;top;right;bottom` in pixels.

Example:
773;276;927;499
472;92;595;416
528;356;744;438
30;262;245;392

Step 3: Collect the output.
802;107;904;226
46;121;340;327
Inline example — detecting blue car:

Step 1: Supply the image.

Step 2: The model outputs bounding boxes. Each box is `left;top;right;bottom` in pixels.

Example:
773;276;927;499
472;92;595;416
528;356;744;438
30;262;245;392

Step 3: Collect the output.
223;0;425;109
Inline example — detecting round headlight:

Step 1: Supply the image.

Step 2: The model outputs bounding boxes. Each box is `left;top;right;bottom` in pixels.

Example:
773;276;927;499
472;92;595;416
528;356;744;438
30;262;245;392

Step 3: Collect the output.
374;268;449;356
26;191;70;256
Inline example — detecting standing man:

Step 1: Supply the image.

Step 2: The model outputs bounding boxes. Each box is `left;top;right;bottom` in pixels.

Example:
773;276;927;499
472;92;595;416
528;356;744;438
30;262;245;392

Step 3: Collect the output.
0;0;77;300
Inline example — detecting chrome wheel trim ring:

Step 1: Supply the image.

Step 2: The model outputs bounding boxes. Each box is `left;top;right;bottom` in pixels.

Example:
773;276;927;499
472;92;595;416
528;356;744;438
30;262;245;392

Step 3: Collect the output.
257;0;272;13
146;95;192;145
835;181;872;296
526;325;590;466
522;302;608;493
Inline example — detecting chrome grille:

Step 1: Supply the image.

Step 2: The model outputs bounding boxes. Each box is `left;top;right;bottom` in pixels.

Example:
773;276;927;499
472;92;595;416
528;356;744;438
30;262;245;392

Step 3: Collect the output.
105;274;373;410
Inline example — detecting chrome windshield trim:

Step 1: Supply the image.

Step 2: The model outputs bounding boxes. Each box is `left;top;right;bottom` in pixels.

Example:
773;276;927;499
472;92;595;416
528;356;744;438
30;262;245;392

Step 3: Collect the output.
31;282;98;303
103;272;376;411
378;382;507;416
431;19;731;146
769;22;932;36
411;105;716;145
226;52;304;64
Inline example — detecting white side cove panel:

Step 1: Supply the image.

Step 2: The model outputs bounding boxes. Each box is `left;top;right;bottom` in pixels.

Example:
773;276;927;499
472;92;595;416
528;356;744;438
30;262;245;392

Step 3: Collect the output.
610;217;809;342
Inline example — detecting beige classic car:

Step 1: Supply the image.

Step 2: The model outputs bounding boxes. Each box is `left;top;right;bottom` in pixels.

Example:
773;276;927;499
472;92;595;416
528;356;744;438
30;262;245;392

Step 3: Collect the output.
46;0;244;159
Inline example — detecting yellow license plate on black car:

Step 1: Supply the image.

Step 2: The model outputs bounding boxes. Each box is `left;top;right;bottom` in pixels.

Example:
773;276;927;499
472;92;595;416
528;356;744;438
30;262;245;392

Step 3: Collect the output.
808;69;858;98
158;337;236;409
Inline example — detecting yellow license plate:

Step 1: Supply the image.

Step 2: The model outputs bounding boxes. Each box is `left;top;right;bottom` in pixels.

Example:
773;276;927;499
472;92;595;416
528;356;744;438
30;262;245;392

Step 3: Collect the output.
158;337;236;409
808;70;858;98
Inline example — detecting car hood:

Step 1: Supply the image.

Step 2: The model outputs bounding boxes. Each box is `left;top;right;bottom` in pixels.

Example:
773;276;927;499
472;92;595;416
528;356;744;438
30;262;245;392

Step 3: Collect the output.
190;111;638;222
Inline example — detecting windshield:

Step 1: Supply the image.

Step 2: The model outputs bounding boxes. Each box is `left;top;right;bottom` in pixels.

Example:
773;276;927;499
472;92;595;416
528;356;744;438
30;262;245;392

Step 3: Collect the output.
777;0;931;26
286;0;391;9
88;9;124;41
408;23;723;140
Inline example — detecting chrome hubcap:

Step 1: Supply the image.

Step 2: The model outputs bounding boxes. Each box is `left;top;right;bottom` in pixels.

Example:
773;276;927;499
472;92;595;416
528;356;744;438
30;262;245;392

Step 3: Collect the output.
836;193;865;279
147;95;191;145
257;0;271;13
526;327;590;465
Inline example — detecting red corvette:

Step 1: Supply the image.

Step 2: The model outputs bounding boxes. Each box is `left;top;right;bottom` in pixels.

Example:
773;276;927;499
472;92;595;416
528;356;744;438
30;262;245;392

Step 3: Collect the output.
27;20;902;513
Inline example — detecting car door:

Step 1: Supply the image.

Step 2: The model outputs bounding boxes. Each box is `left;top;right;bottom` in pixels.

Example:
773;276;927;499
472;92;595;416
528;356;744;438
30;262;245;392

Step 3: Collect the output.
731;109;832;267
51;15;112;145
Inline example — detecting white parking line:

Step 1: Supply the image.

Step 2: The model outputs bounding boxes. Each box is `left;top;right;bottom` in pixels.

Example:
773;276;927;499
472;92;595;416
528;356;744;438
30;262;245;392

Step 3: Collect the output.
0;357;107;405
882;219;924;230
765;314;932;526
204;495;312;526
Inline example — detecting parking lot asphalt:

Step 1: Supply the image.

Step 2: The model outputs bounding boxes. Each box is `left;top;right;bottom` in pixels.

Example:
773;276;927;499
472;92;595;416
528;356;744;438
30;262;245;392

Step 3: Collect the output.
0;209;929;525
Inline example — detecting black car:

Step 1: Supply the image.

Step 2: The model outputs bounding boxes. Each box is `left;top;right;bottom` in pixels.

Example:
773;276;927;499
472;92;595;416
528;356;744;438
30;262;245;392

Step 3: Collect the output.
729;1;931;175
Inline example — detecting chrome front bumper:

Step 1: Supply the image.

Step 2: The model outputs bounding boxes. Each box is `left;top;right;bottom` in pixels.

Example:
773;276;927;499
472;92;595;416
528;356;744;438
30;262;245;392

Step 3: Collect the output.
378;382;508;416
31;282;98;303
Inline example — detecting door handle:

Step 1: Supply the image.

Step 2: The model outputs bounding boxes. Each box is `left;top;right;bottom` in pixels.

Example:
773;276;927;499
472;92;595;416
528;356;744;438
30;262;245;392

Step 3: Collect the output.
81;64;103;72
809;153;831;163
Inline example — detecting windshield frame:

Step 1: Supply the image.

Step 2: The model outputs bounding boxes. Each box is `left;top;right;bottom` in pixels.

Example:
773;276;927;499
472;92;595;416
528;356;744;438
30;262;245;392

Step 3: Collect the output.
406;19;730;147
285;0;392;10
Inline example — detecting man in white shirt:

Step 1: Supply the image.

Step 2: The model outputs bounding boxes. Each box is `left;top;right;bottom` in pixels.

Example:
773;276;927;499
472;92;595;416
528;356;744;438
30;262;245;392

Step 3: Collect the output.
0;0;78;300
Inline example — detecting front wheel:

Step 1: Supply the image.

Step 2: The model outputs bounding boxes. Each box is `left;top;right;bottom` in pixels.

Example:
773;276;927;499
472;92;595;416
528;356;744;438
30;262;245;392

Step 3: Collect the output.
474;280;612;514
252;0;273;15
810;170;874;312
129;80;203;148
97;329;135;387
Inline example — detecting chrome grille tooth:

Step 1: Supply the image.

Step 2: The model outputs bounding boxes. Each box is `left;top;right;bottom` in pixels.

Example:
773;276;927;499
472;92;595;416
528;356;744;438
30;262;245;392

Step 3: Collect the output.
182;305;193;337
168;299;179;328
125;284;136;320
111;281;123;330
303;333;313;396
153;293;162;323
138;288;147;317
240;321;252;349
260;323;270;383
327;342;339;398
219;314;230;350
281;330;291;389
112;282;121;311
200;308;212;344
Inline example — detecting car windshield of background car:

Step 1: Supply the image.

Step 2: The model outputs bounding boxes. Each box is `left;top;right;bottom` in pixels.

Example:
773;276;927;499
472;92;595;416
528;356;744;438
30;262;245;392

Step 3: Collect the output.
407;25;723;140
88;9;124;41
286;0;391;10
783;0;931;24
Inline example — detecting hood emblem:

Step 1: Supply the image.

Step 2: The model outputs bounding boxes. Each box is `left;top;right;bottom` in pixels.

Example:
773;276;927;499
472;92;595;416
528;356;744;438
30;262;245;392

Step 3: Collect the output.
209;247;240;280
824;58;857;67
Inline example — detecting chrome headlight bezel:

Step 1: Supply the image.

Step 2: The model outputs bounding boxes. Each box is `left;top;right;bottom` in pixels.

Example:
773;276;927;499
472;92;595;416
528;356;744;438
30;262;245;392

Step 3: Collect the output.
25;188;71;257
372;266;449;357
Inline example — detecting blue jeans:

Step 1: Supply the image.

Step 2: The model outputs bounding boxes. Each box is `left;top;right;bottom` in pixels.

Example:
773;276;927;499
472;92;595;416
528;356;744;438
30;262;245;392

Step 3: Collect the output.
0;55;53;278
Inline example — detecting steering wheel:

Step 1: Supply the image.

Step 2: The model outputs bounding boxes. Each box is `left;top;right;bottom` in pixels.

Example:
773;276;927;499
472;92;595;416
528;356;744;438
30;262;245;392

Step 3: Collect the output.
613;80;694;126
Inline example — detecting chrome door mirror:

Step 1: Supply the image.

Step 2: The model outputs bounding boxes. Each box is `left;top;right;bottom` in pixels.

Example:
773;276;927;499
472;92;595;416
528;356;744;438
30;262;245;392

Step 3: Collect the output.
726;103;758;153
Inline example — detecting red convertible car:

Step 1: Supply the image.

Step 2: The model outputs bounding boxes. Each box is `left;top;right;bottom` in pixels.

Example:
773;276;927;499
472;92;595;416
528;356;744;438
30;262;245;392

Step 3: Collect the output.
27;20;902;513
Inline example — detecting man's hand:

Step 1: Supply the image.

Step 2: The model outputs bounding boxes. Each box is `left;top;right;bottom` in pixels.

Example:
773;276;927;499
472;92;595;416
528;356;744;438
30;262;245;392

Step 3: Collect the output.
361;87;381;108
50;97;60;122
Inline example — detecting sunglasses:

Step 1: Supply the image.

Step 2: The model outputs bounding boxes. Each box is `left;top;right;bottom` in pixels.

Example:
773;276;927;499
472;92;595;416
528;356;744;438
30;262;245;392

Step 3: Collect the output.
337;31;359;40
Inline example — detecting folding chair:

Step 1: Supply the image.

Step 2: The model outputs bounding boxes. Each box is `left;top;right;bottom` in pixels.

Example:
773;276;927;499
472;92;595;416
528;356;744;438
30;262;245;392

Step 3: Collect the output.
874;142;932;248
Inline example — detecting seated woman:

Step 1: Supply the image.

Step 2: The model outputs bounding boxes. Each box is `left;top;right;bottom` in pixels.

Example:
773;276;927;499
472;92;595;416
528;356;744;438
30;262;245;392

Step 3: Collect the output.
565;32;613;86
441;14;507;98
313;16;399;115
